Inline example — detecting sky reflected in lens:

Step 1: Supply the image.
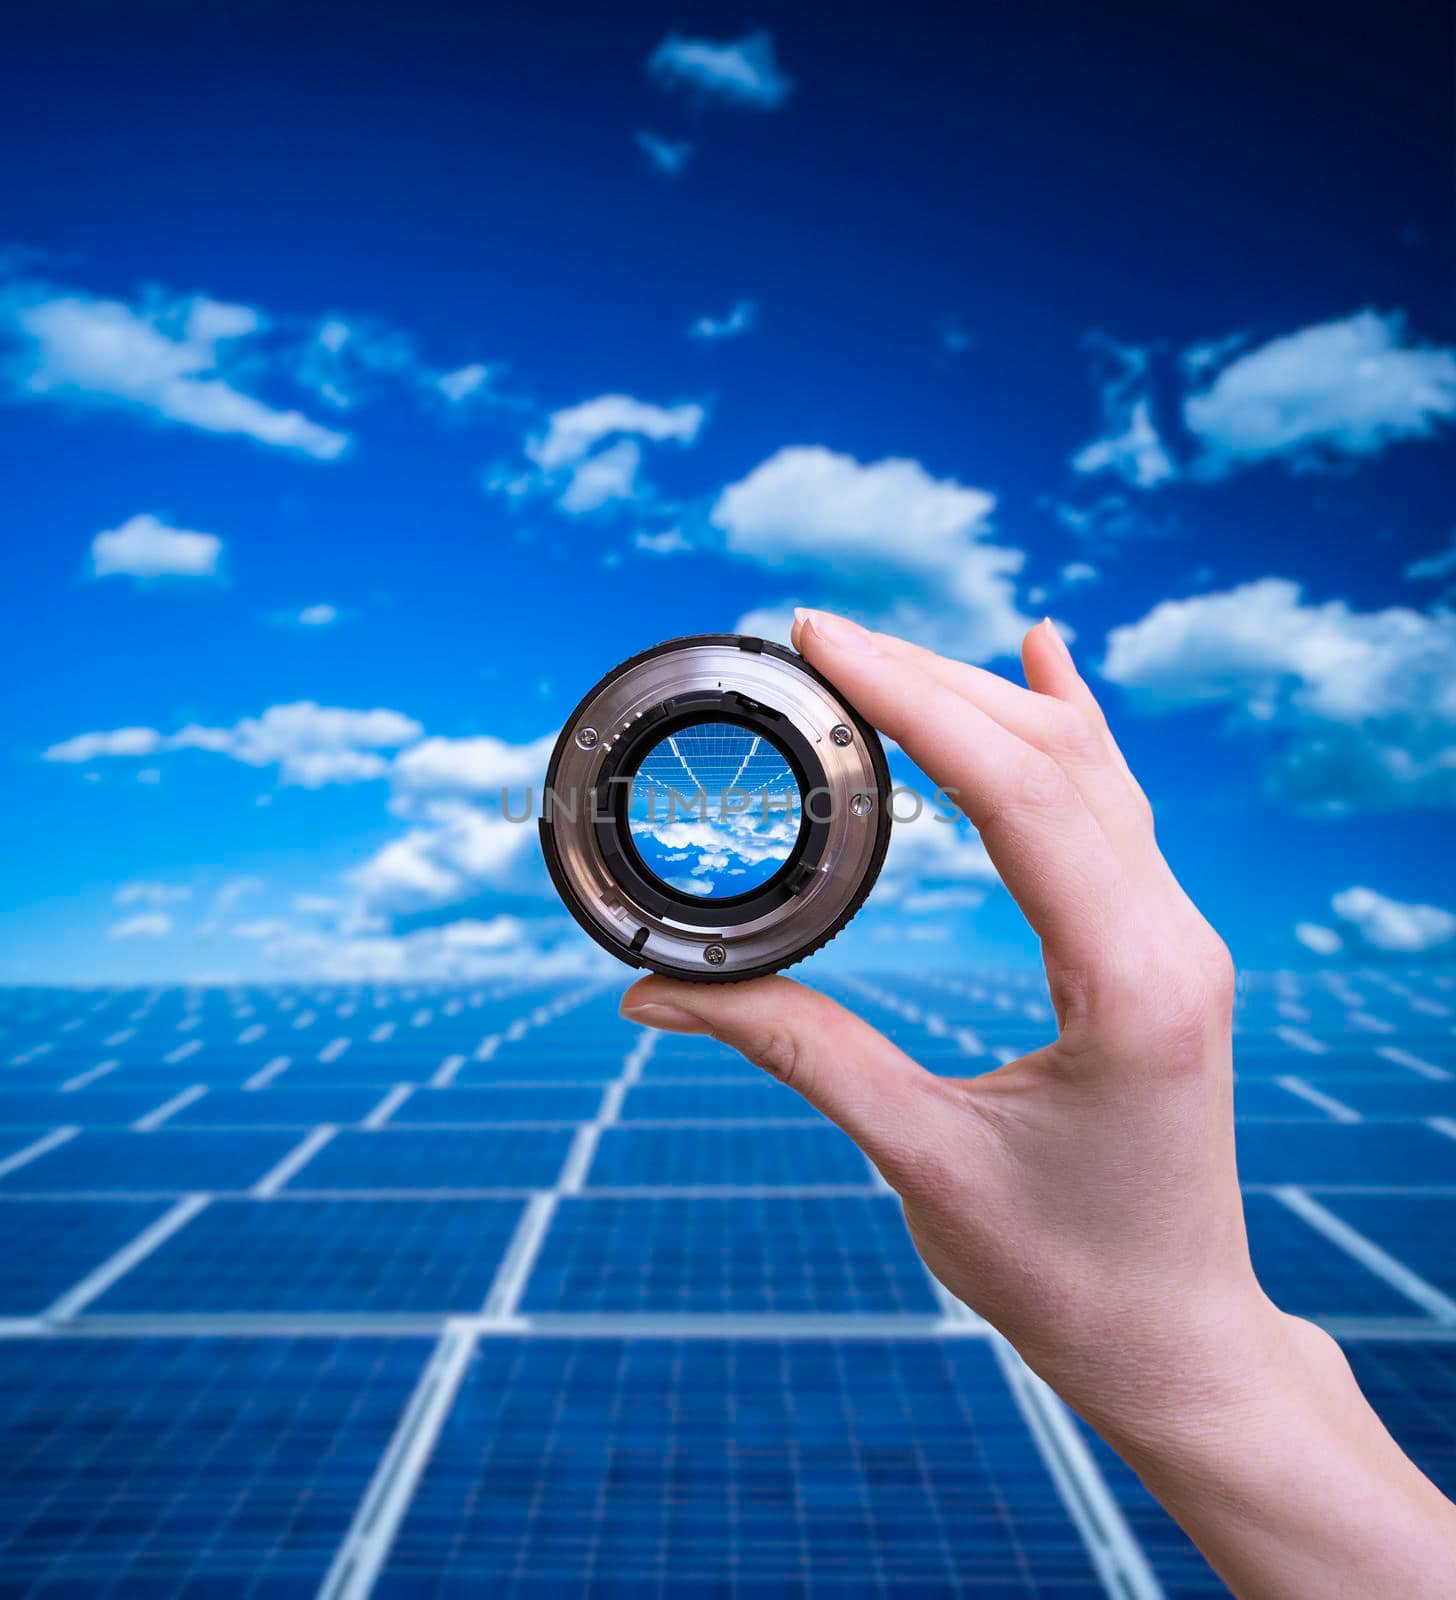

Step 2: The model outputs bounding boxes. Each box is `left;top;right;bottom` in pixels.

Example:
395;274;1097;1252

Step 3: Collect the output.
627;720;802;897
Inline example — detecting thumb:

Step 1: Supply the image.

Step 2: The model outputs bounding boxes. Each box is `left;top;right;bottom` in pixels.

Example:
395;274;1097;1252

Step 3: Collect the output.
620;973;934;1175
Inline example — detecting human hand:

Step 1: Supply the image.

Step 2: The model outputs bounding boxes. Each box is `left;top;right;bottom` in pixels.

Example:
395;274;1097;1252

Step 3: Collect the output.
625;607;1252;1406
621;607;1456;1598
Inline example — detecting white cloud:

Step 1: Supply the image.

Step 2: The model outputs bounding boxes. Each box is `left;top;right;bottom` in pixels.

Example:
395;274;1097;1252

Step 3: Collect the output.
44;726;163;763
1184;311;1456;476
108;911;172;940
1072;399;1176;489
689;300;757;341
714;445;1032;657
1331;886;1456;953
633;527;690;556
647;29;793;109
528;394;705;470
44;702;423;787
288;315;419;412
114;882;192;907
1406;532;1456;584
244;915;604;982
491;393;707;521
231;918;296;942
1060;560;1099;585
877;804;999;903
297;603;338;626
1294;921;1343;956
439;915;527;950
1102;578;1456;811
902;886;988;914
1;282;348;459
635;131;693;176
392;732;555;797
90;512;222;580
1071;334;1176;490
349;801;536;915
436;362;490;403
558;438;643;514
1072;312;1456;490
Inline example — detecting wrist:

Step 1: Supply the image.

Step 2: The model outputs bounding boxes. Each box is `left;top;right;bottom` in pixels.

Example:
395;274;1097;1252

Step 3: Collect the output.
1018;1284;1302;1459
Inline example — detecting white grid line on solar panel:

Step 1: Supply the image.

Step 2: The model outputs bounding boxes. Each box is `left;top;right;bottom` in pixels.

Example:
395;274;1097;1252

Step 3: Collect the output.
5;1179;1456;1202
319;1318;480;1600
0;1311;1010;1340
0;1126;77;1176
1275;1076;1362;1123
435;982;604;1082
993;1337;1165;1599
12;1107;1450;1131
132;1084;208;1130
44;1193;211;1321
1271;1187;1456;1324
250;1124;338;1196
633;723;797;805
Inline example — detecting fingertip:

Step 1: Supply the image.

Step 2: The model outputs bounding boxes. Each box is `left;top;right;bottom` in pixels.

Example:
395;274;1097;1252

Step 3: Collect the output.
1022;617;1078;695
797;608;880;657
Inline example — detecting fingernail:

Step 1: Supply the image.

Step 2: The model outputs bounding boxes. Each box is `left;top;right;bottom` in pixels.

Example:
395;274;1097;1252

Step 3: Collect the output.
802;609;879;655
791;607;809;648
620;999;709;1034
1042;617;1073;664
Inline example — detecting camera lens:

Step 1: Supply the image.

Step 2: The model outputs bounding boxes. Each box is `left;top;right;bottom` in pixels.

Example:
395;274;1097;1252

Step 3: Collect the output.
540;634;892;981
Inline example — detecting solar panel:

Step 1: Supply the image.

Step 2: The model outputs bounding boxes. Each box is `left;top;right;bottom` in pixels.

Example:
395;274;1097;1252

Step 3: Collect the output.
524;1196;939;1314
0;969;1452;1595
589;1124;871;1186
1244;1193;1421;1317
0;1197;171;1314
0;1336;428;1594
0;1128;302;1192
94;1197;526;1314
375;1338;1106;1596
1318;1194;1456;1299
292;1127;574;1190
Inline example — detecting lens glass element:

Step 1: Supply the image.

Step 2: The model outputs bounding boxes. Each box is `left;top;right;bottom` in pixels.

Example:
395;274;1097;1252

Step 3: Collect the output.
626;719;802;898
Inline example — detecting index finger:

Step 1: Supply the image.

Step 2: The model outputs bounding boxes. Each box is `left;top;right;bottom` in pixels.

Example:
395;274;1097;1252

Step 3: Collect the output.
792;608;1132;979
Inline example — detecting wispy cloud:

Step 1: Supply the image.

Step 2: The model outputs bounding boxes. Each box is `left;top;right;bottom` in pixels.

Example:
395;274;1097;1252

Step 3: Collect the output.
90;513;222;581
528;394;705;470
44;702;423;787
108;911;173;939
1294;922;1342;955
114;882;192;907
1103;577;1456;811
1073;311;1456;488
717;445;1032;657
689;299;757;342
489;392;707;519
0;280;349;459
1331;886;1456;952
1070;334;1176;489
1183;310;1456;476
635;131;693;176
647;29;793;109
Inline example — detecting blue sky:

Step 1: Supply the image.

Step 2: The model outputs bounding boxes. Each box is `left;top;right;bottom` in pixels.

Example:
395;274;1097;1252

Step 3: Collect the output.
3;1;1454;984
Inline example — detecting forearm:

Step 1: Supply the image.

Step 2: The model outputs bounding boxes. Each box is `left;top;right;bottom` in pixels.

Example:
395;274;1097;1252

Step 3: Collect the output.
1049;1305;1456;1599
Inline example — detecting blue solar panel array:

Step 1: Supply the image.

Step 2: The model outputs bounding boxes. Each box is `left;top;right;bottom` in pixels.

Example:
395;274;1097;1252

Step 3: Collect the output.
0;965;1452;1597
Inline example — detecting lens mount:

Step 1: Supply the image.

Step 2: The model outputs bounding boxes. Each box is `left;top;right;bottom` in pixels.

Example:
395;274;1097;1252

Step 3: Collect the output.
540;634;893;981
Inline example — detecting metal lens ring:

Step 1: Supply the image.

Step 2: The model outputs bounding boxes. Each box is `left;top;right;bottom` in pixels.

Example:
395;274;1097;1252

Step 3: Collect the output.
540;634;893;981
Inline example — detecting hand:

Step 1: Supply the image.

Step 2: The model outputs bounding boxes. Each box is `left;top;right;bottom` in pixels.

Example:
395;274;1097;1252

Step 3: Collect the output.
621;607;1456;1600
